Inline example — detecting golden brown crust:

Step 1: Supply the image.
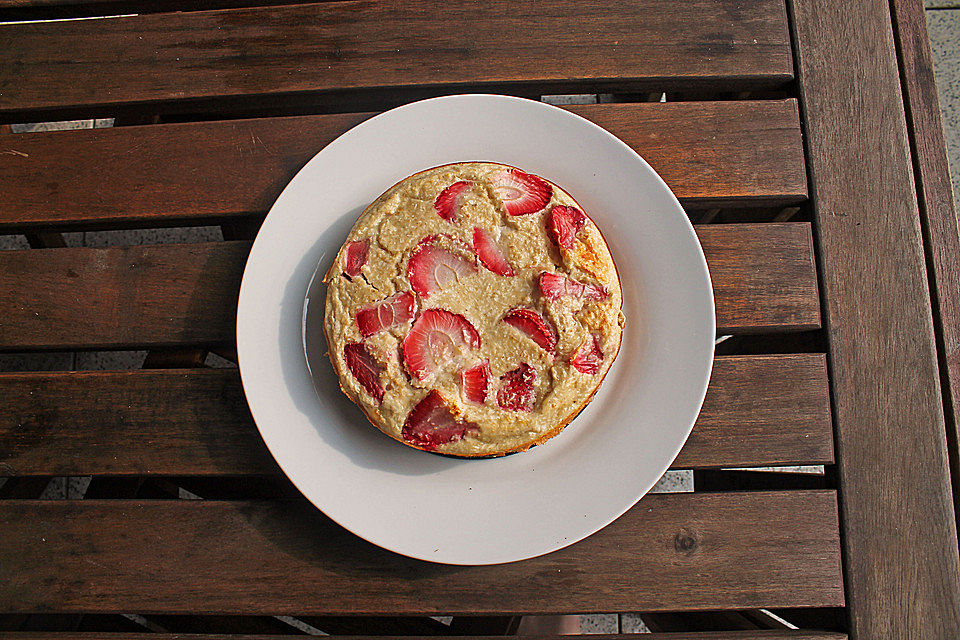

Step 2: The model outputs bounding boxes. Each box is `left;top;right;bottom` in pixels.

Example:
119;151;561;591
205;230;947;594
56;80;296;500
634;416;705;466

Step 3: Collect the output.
323;162;623;457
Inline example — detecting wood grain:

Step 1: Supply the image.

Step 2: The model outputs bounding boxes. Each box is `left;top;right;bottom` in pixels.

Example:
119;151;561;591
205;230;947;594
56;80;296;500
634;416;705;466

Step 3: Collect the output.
0;0;793;118
0;100;806;232
889;0;960;535
789;0;960;636
0;354;832;476
699;223;821;333
0;224;819;350
0;491;843;613
0;242;247;350
675;354;832;468
0;634;849;640
0;0;338;21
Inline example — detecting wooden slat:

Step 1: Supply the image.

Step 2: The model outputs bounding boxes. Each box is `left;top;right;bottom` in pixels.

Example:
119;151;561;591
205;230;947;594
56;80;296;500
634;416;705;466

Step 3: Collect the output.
889;0;960;534
0;491;843;613
0;100;806;232
0;0;793;119
0;634;849;640
0;0;329;22
676;354;832;468
788;0;960;638
0;354;832;476
0;242;247;350
700;223;820;333
0;223;820;351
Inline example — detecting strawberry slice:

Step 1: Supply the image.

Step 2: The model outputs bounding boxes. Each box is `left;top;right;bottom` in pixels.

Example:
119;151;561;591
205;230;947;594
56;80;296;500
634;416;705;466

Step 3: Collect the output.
343;239;370;278
407;237;477;298
570;334;604;375
355;291;416;338
472;227;515;277
538;272;608;302
402;308;481;381
490;168;552;216
497;363;537;412
460;360;491;404
434;180;473;222
502;308;557;353
402;390;479;450
343;342;385;403
546;205;587;249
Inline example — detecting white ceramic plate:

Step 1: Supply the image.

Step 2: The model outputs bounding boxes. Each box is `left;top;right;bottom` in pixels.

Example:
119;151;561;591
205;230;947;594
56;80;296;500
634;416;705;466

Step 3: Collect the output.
237;94;715;565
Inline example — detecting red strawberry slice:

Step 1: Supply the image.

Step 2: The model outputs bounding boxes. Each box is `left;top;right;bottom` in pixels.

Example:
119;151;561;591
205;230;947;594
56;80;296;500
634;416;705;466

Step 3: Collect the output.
570;334;604;375
402;390;479;450
490;168;553;216
460;360;491;404
497;363;537;412
355;291;416;338
502;308;557;353
434;180;473;222
343;342;385;403
402;308;481;381
343;239;370;278
472;227;515;276
547;205;587;249
408;238;477;298
538;271;609;302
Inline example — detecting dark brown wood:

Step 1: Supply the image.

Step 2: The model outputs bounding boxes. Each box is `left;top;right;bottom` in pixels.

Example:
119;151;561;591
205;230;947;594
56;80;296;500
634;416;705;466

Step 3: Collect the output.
0;101;805;233
0;369;270;476
0;634;849;640
0;0;337;22
674;354;832;468
0;354;832;476
0;223;819;351
0;0;793;119
889;0;960;536
0;491;843;613
699;223;820;333
788;0;960;637
0;242;247;350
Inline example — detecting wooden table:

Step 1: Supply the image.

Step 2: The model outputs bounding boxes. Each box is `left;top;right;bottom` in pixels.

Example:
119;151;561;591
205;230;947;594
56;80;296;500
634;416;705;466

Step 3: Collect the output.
1;0;958;638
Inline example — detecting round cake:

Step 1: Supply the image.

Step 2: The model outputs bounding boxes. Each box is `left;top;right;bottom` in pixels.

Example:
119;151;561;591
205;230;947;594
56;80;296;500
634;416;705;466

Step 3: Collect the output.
323;162;624;457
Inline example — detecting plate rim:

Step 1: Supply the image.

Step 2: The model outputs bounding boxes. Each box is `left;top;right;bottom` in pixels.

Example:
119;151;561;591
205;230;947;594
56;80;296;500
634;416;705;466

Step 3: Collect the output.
237;93;716;565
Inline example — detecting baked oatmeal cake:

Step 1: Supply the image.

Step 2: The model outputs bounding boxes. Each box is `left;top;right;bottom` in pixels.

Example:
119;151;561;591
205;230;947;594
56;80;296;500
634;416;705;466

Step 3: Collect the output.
324;162;624;457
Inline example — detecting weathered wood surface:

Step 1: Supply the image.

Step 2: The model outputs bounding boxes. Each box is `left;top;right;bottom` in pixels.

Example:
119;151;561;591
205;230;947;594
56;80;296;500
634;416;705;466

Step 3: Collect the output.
0;224;819;350
0;354;832;476
889;0;960;534
0;491;844;614
789;0;960;637
0;0;793;118
0;100;805;231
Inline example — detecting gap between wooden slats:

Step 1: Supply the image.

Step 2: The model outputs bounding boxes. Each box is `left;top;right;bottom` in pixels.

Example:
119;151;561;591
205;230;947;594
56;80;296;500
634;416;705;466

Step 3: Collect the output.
0;354;833;476
0;223;821;351
0;491;844;613
0;100;806;232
